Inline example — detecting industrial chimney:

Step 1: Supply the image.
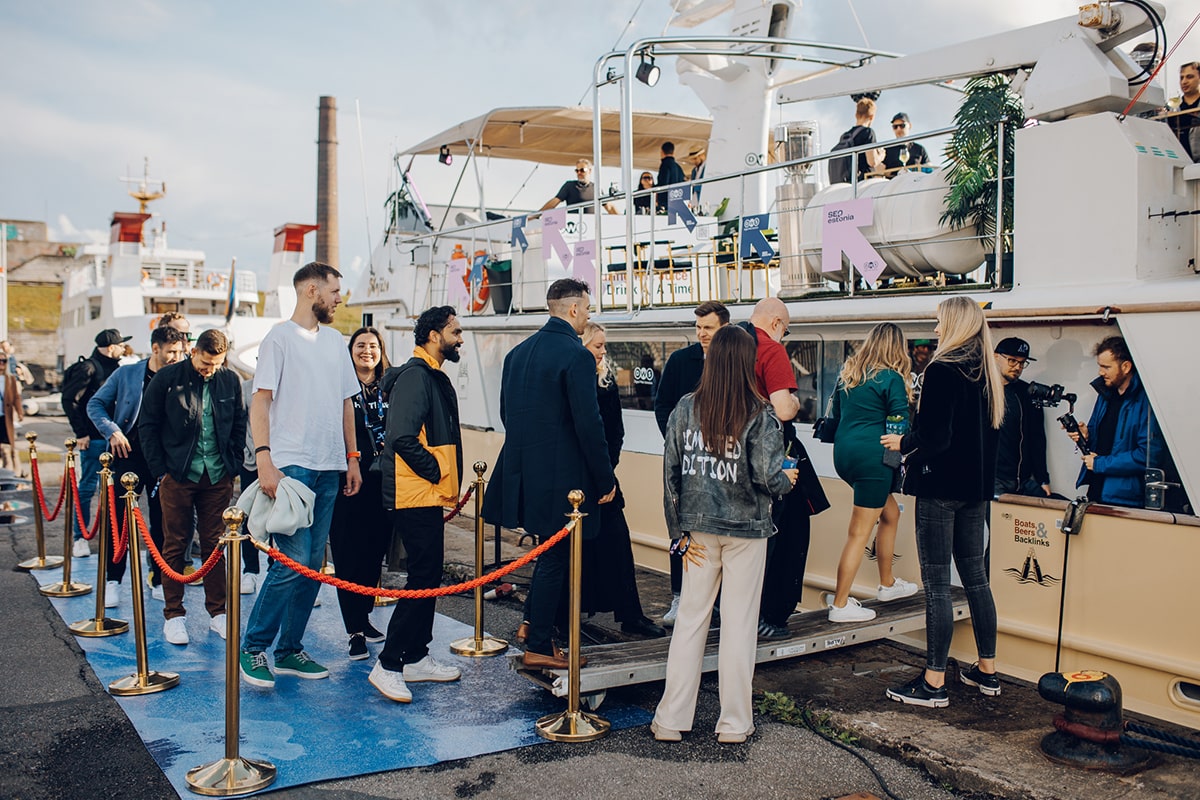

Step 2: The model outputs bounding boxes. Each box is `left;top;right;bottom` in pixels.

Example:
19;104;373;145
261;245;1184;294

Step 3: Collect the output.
316;96;338;268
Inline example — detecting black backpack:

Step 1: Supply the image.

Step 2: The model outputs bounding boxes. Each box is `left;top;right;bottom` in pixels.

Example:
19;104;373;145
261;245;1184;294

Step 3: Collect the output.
59;356;97;421
827;125;863;185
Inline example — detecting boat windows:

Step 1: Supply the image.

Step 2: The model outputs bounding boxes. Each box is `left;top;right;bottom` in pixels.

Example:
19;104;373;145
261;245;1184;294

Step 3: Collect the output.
608;340;675;412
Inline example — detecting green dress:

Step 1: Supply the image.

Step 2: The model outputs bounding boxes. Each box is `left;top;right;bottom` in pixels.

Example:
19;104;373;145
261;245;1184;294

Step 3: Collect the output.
831;369;910;508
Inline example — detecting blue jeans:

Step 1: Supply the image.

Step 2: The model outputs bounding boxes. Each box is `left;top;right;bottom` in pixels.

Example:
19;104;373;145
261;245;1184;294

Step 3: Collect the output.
914;497;997;673
75;439;107;539
241;466;340;658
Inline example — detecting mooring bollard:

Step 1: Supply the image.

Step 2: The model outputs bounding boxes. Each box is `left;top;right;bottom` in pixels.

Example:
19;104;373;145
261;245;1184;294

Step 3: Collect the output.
110;472;180;696
17;432;63;571
186;507;276;796
451;461;507;658
70;454;128;637
535;489;610;743
39;439;91;598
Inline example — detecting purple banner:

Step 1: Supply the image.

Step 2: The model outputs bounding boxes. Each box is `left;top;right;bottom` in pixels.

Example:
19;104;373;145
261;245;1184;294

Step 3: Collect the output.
571;240;596;282
821;198;887;288
541;208;572;268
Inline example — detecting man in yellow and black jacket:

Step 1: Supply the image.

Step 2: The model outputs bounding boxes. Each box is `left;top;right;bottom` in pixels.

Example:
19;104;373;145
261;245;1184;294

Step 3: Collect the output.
371;306;465;703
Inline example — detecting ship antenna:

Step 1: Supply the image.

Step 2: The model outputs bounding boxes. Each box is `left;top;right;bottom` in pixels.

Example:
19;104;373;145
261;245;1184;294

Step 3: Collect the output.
120;156;167;214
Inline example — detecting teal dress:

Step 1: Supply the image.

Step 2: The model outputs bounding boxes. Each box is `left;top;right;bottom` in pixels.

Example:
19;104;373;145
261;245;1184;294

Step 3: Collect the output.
831;370;910;507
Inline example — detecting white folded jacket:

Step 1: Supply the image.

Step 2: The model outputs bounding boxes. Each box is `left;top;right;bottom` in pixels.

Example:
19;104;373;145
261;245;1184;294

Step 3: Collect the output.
236;476;317;541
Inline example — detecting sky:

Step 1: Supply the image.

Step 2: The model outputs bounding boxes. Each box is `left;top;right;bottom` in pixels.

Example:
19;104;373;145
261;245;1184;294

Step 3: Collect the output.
2;0;1196;295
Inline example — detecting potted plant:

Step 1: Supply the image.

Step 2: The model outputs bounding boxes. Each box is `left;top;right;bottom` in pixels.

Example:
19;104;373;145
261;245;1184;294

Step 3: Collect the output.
940;73;1026;283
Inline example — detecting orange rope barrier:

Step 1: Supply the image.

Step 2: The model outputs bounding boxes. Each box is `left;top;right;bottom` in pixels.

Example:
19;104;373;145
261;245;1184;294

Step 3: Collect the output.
443;485;474;522
71;467;104;541
108;483;127;564
134;507;224;584
30;458;67;522
254;524;571;599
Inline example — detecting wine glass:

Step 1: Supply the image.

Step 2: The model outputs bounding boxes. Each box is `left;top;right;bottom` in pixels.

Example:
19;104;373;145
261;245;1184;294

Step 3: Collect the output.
1168;96;1182;113
898;145;910;172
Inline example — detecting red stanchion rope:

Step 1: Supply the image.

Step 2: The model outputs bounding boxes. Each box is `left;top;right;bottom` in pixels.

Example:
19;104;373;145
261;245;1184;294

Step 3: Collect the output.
134;507;224;584
443;485;474;522
30;458;67;522
71;467;104;542
108;483;127;564
256;523;571;599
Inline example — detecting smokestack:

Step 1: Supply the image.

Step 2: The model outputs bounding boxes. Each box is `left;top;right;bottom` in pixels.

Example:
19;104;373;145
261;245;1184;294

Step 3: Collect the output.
316;96;339;268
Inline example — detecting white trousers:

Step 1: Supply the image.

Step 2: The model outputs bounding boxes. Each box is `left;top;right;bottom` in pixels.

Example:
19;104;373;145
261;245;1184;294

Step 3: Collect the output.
652;531;768;737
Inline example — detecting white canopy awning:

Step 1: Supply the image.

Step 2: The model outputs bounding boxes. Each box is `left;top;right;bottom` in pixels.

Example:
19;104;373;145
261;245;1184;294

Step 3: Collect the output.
401;106;712;170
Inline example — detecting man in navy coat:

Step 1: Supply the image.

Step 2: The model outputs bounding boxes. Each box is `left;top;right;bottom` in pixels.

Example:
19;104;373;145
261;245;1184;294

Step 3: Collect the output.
482;278;616;669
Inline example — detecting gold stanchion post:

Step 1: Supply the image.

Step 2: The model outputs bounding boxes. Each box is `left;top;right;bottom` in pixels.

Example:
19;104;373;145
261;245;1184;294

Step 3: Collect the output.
535;489;610;742
186;507;276;796
110;472;180;696
39;438;91;597
450;462;507;657
17;432;63;571
70;453;128;636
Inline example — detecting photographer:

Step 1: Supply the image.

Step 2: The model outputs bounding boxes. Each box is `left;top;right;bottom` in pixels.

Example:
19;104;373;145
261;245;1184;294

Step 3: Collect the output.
1068;336;1155;508
993;338;1050;497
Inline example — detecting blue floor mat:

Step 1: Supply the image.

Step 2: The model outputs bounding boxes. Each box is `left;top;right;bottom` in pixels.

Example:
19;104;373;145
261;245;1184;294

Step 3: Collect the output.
43;557;650;797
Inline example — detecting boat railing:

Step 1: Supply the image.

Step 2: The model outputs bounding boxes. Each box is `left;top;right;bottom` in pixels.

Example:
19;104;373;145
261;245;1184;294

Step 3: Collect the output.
367;120;1009;316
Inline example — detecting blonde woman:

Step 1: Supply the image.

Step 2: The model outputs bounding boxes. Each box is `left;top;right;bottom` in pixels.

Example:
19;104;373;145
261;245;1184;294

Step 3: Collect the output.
827;323;916;623
882;296;1005;707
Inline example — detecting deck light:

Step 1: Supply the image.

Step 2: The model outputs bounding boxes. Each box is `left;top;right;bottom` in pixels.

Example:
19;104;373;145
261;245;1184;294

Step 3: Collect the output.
636;53;660;87
438;145;453;166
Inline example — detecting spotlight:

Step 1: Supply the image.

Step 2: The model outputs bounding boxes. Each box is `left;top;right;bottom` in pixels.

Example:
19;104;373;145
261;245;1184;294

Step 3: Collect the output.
438;145;453;166
635;53;660;87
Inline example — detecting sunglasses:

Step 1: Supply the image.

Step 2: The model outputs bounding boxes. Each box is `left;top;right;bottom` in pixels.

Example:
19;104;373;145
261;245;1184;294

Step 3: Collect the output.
892;123;908;129
575;167;589;173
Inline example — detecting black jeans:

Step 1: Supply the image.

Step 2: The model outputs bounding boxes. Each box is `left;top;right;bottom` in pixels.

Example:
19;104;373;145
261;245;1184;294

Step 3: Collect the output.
914;497;997;672
328;471;391;634
524;530;570;656
759;493;811;626
379;506;443;669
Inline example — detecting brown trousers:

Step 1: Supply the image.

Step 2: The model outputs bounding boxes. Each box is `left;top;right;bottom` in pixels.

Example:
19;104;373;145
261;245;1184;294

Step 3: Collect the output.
159;472;233;621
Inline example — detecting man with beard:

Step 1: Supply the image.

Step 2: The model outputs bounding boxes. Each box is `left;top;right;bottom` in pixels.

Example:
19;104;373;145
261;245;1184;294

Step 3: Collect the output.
368;306;466;701
240;262;361;688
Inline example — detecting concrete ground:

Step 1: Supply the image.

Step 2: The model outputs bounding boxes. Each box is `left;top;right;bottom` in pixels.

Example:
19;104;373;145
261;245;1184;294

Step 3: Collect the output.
2;411;1198;799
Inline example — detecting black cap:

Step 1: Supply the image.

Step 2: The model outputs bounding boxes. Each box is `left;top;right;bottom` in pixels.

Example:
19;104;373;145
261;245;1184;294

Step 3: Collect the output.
994;336;1036;361
892;112;910;124
95;329;132;347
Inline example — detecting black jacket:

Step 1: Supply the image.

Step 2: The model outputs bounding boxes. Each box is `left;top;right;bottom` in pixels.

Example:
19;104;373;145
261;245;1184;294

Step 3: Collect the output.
63;348;122;440
995;378;1049;491
899;353;998;502
380;351;463;510
656;156;687;211
654;342;705;435
138;359;246;482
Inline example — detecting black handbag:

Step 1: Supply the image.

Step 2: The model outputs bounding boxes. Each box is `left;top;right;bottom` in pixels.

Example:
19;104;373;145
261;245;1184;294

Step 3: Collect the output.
812;385;839;444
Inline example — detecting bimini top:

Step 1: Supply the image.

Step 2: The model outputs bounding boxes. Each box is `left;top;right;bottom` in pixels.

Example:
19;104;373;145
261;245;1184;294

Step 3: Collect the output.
401;106;712;170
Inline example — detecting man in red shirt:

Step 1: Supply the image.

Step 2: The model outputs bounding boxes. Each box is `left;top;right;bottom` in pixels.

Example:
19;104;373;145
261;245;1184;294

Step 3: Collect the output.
745;298;806;640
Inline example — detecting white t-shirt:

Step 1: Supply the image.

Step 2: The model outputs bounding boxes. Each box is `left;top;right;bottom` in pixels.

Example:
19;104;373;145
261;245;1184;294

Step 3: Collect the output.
254;321;358;472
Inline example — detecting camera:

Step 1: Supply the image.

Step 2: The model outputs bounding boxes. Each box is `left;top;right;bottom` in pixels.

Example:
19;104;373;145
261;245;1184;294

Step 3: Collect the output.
1057;412;1091;455
1027;382;1077;409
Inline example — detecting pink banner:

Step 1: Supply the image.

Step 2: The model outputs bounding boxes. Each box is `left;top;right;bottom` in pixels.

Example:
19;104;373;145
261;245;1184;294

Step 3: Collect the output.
572;240;596;282
821;198;887;288
446;256;469;309
541;208;573;269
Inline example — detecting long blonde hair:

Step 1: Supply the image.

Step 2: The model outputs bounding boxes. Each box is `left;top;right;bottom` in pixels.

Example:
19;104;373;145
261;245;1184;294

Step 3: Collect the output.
582;321;614;388
839;322;912;402
927;296;1005;428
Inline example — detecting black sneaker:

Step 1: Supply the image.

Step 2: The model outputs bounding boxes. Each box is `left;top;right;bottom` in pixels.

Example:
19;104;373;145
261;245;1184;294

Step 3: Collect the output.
886;674;949;708
621;616;668;638
348;633;369;661
959;663;1001;696
757;620;789;640
362;622;386;643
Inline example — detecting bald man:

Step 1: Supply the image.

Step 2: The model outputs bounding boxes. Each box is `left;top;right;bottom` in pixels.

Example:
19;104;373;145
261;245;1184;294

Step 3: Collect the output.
746;298;800;423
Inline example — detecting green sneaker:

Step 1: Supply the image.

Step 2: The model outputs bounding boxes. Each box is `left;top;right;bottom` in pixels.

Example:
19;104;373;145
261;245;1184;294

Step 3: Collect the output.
274;650;329;680
239;650;274;688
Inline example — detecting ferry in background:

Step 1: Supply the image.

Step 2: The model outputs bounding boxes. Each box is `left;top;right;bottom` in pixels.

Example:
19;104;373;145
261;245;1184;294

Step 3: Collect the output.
354;0;1200;729
59;163;312;374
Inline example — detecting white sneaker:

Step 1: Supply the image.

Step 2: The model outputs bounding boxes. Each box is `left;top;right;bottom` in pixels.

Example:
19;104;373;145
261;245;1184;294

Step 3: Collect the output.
660;594;681;627
877;577;919;602
209;613;227;640
72;538;90;558
240;572;258;595
369;661;412;702
403;655;462;683
151;584;165;602
104;581;120;608
828;596;876;623
163;616;189;645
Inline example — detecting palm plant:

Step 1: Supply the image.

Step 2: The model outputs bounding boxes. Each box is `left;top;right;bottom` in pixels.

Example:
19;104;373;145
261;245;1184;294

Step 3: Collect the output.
940;73;1026;249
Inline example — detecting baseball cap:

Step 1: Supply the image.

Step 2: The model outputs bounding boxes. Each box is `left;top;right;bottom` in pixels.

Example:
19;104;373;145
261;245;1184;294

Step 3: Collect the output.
892;112;910;124
95;329;132;347
994;336;1036;361
912;338;935;346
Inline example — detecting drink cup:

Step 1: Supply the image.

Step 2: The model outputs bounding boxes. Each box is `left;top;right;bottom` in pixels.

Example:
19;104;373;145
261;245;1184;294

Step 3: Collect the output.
782;457;798;469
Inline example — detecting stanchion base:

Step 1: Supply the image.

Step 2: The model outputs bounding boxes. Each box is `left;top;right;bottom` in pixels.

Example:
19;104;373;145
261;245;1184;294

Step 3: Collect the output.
17;555;65;571
70;617;129;637
450;636;509;657
186;756;277;796
374;595;398;607
39;580;92;597
535;709;611;742
109;670;180;696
